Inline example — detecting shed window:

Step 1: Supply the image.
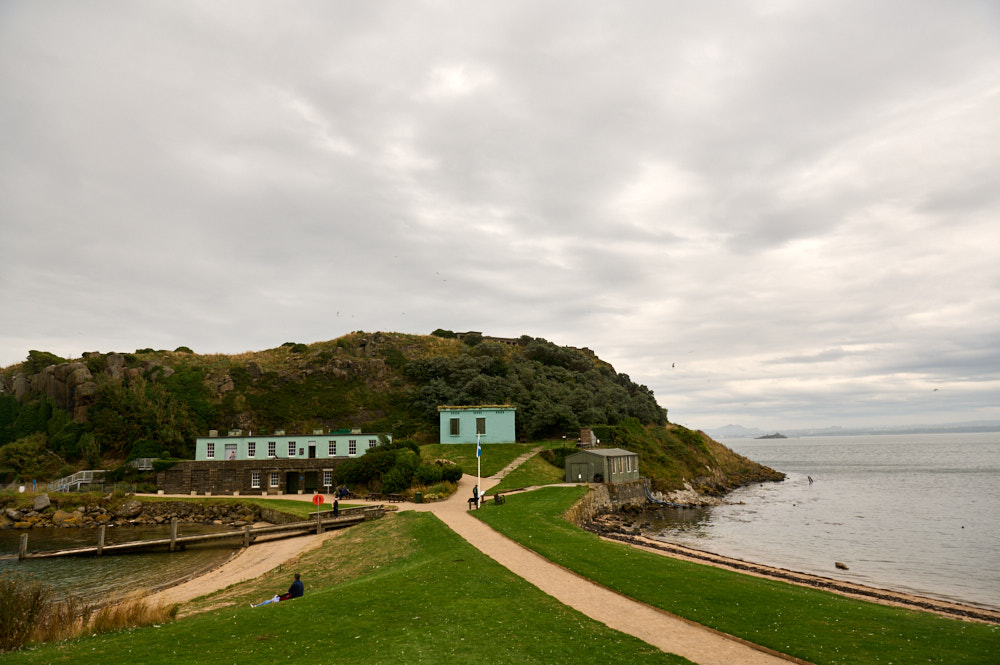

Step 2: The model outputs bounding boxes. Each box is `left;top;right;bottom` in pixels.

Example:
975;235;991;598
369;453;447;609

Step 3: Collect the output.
476;417;486;435
450;418;460;435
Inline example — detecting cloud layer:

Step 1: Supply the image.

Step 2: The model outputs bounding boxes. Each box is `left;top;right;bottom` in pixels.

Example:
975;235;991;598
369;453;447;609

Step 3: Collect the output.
2;1;998;429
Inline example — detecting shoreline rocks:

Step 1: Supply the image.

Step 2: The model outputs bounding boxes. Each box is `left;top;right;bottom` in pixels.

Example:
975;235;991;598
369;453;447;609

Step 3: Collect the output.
0;500;262;530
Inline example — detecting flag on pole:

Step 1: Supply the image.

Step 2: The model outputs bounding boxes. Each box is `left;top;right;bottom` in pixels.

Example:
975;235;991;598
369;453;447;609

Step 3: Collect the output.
476;434;481;458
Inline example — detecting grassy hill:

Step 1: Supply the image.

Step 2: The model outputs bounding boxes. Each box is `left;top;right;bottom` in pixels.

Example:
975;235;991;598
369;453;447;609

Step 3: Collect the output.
0;331;779;493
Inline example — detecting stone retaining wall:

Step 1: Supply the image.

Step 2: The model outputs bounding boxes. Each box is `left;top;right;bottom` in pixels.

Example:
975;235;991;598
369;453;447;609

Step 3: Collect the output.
563;479;648;525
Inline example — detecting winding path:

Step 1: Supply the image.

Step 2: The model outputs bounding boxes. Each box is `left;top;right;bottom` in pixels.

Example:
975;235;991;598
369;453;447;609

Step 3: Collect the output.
403;459;802;664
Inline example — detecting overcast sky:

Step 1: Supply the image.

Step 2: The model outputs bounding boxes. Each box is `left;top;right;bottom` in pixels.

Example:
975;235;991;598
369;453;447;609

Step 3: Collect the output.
2;1;998;431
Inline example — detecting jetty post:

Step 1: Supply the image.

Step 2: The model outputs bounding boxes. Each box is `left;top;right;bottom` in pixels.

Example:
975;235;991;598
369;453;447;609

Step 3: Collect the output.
19;533;28;561
97;525;105;555
169;518;179;552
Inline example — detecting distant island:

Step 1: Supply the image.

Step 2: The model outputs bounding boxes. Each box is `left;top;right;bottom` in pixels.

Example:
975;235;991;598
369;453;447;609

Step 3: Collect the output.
755;433;787;439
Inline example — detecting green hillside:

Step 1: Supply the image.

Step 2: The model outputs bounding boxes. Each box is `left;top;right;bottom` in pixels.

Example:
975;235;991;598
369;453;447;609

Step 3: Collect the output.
0;331;668;481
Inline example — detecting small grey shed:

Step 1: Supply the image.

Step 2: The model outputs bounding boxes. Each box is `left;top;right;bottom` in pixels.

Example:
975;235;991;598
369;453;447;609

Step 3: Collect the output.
565;448;639;484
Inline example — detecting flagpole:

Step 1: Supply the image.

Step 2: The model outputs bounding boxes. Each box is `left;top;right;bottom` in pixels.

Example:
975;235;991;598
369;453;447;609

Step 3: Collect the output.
476;433;481;504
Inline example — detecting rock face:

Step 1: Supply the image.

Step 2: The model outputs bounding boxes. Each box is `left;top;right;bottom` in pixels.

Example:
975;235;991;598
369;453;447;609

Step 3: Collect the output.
0;352;178;422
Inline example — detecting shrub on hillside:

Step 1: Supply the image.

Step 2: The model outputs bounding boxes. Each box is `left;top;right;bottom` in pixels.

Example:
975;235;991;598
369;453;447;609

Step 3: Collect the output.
440;463;463;482
415;462;443;486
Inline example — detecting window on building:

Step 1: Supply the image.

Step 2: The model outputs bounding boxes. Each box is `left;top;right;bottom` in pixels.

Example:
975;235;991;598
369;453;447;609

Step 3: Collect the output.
288;442;296;456
328;441;336;456
248;441;256;458
349;439;357;455
450;418;460;435
251;471;260;488
206;442;215;459
269;471;279;488
268;441;276;457
368;439;376;449
323;470;333;487
476;417;486;435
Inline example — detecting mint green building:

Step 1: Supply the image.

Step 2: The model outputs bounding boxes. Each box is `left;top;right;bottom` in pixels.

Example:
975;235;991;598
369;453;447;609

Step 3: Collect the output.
194;429;391;461
437;405;517;444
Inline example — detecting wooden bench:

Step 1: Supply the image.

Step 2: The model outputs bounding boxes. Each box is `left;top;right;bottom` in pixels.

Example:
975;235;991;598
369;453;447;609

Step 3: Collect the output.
365;492;384;502
386;493;404;503
493;493;505;505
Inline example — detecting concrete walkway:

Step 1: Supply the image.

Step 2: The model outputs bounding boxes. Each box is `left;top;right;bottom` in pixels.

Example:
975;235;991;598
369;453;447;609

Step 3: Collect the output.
406;472;802;665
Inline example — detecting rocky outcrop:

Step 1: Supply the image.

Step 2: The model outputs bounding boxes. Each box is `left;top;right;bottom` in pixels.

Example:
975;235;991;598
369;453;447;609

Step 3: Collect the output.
1;352;177;422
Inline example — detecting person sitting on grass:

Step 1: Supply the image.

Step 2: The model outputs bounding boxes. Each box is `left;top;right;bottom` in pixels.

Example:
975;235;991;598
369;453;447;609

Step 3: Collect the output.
251;573;304;607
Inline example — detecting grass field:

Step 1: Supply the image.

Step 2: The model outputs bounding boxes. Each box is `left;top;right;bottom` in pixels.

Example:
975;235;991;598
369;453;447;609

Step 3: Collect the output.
419;440;563;477
3;512;693;665
474;486;1000;665
487;453;567;494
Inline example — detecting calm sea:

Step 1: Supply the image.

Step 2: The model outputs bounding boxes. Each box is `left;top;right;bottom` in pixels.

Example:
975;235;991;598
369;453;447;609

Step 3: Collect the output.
0;524;239;601
646;432;1000;609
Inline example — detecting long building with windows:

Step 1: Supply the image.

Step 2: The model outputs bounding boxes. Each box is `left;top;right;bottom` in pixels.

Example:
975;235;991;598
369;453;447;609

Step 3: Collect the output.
157;428;391;496
194;429;390;461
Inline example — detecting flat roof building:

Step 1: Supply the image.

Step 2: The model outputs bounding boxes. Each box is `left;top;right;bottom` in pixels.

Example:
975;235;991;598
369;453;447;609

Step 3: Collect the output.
437;405;516;444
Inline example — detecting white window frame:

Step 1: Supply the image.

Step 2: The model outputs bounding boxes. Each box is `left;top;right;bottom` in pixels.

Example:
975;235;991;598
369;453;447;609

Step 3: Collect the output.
206;442;215;459
368;439;376;449
247;441;256;458
288;442;296;457
328;441;336;456
348;439;357;455
269;471;279;488
251;471;260;489
268;441;276;457
323;469;333;487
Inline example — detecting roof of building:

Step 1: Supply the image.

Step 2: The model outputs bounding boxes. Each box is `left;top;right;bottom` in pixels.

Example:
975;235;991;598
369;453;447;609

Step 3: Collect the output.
437;405;517;411
570;447;636;457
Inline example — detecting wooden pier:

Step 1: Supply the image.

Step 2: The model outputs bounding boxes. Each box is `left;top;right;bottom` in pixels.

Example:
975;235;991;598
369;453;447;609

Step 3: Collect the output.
17;505;382;560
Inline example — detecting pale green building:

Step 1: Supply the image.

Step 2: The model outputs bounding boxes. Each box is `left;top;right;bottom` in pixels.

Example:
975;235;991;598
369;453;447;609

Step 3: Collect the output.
437;405;517;444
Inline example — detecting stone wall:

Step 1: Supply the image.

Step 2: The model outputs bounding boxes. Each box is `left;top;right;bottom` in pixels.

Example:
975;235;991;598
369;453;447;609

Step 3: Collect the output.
563;479;648;525
157;459;347;495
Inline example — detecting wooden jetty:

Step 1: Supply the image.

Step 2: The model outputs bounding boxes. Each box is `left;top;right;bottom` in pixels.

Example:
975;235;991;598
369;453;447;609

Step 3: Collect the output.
17;505;382;560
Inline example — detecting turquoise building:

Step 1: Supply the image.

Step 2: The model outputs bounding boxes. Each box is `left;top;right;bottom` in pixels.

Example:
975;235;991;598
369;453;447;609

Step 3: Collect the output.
194;429;391;461
437;405;517;444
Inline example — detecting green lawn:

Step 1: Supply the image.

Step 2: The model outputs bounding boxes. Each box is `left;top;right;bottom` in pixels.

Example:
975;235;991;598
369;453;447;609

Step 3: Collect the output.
474;486;1000;665
5;512;692;665
420;442;538;476
487;453;566;494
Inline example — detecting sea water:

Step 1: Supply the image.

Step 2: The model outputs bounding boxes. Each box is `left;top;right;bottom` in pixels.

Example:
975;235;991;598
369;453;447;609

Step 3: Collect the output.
0;524;239;601
645;432;1000;608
